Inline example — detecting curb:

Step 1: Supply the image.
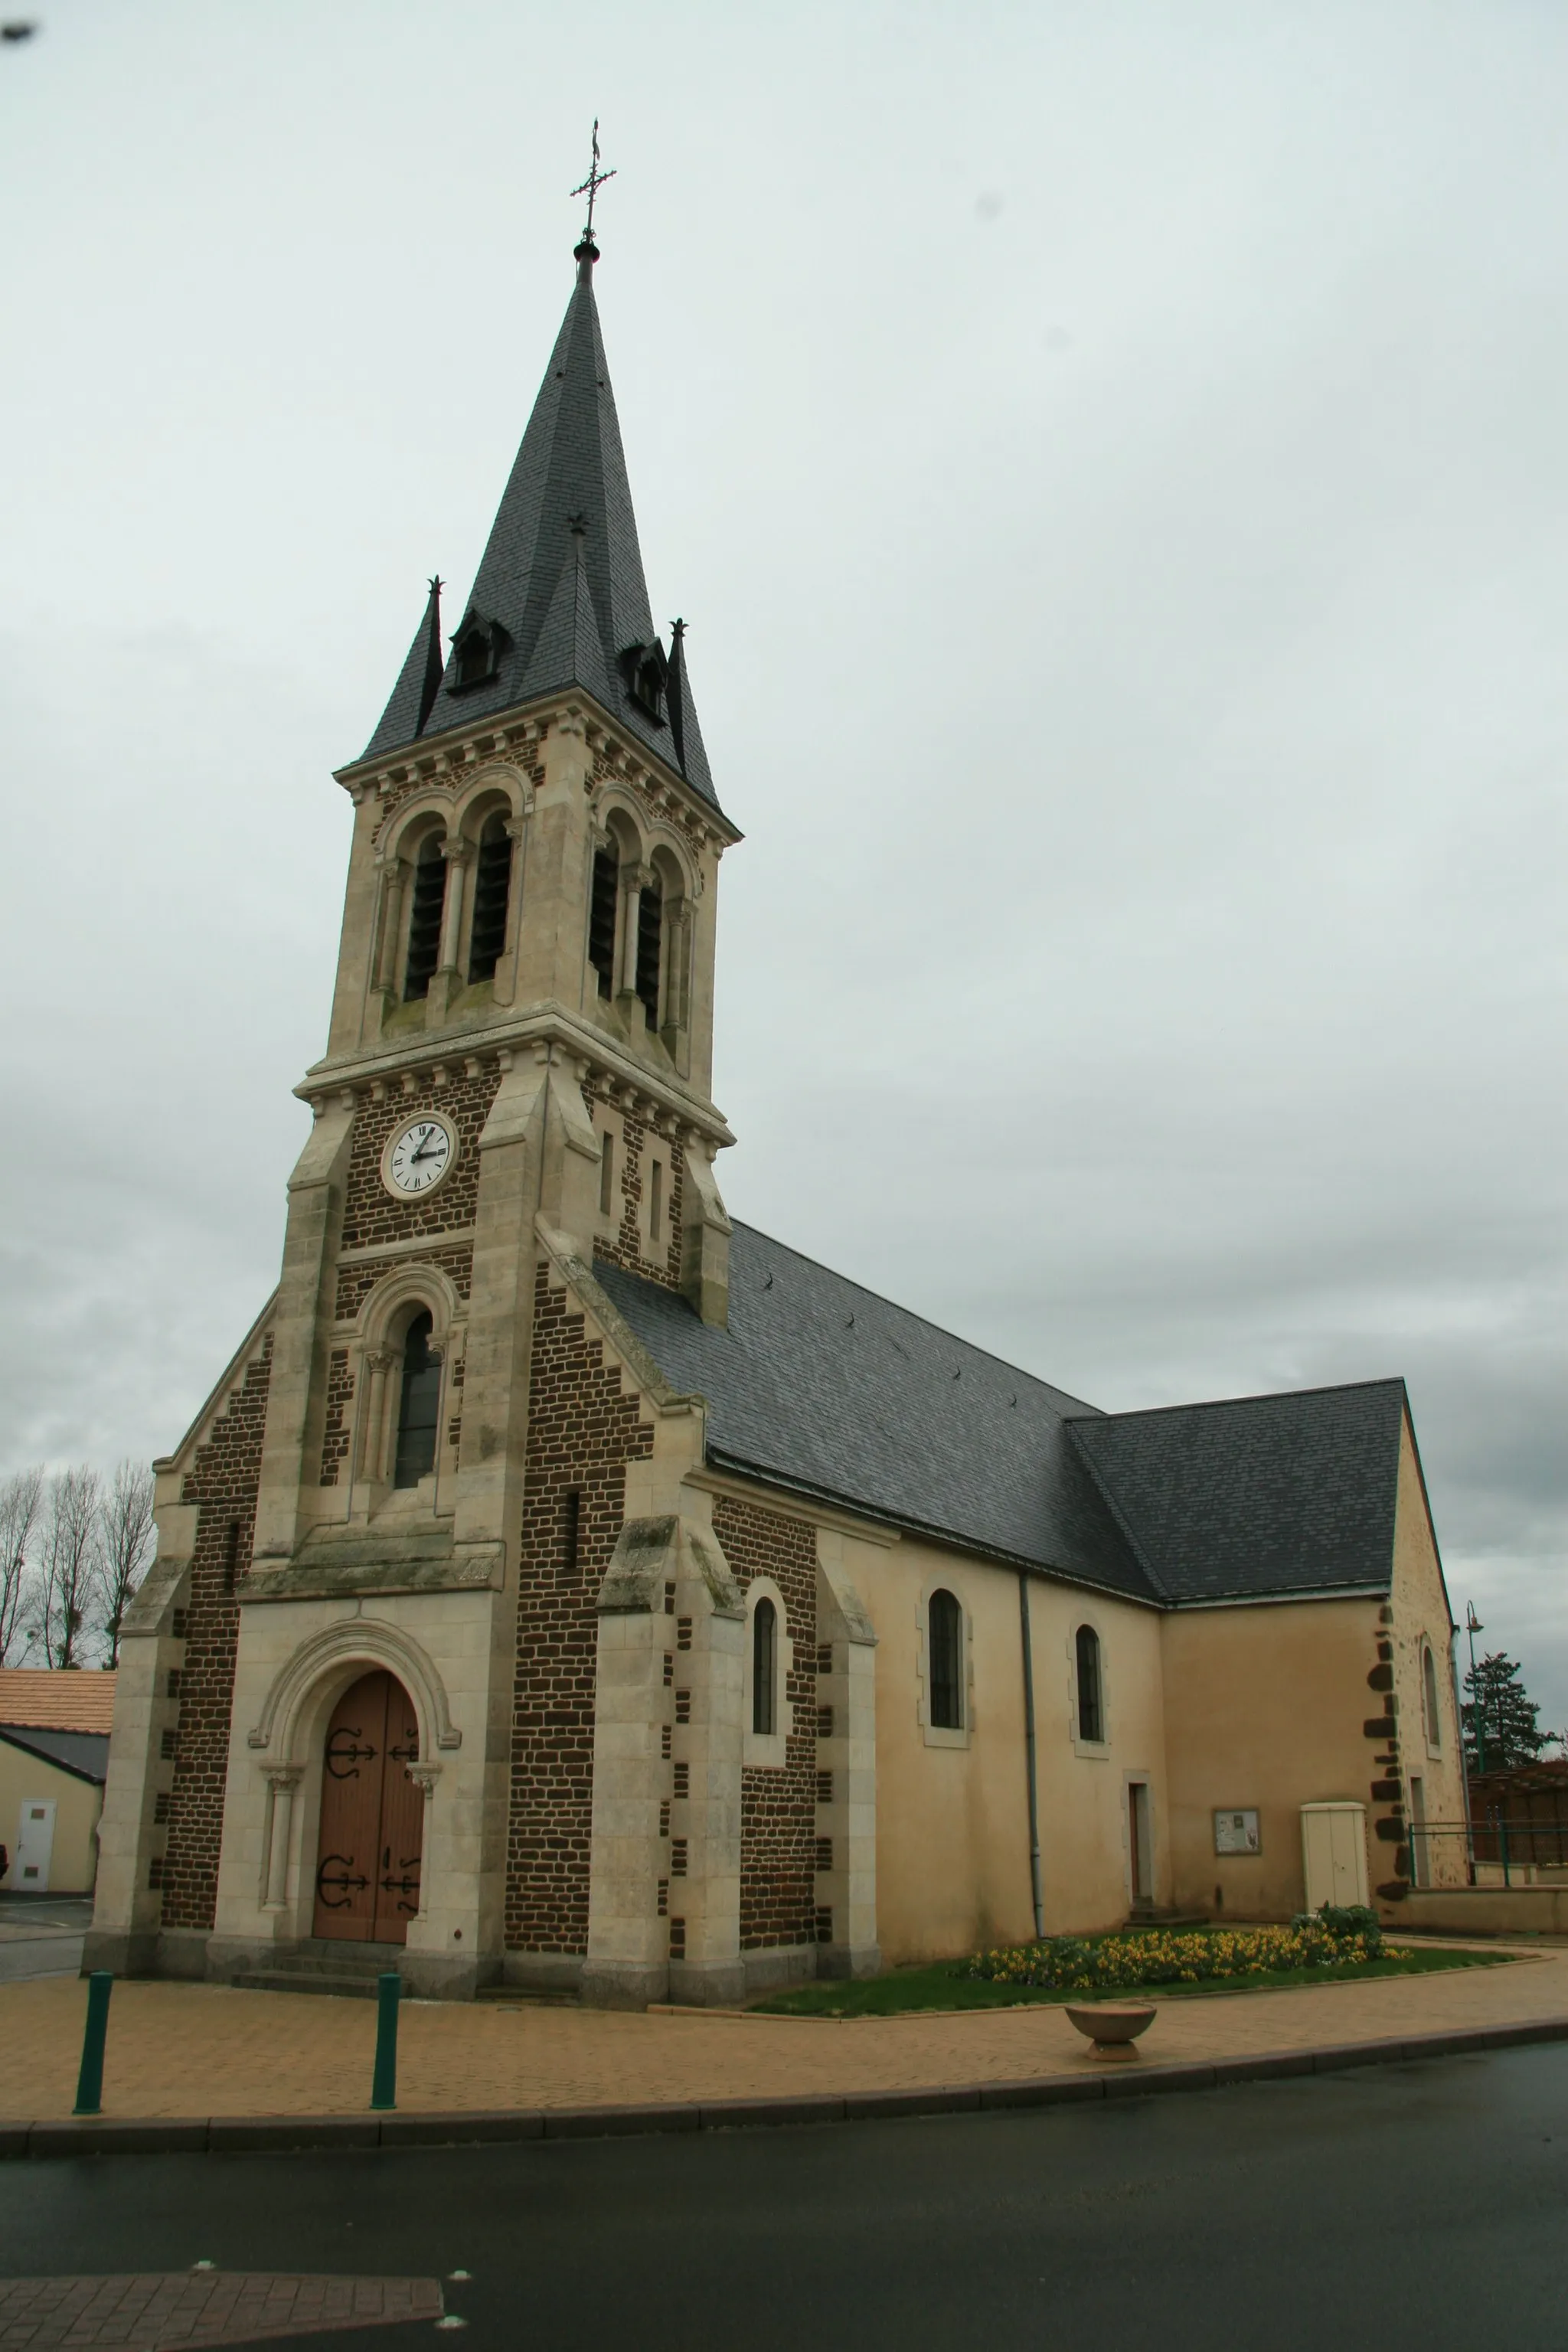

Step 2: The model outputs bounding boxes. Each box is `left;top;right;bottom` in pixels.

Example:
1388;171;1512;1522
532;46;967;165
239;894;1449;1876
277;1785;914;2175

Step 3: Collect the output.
5;2015;1565;2160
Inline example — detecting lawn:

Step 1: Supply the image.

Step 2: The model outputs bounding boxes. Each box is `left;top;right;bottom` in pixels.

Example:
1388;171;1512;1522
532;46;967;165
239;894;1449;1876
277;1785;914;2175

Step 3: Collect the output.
752;1940;1514;2019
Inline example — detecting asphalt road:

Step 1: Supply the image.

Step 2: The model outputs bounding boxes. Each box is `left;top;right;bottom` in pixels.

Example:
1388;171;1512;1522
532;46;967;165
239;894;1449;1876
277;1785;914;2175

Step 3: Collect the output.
5;2047;1566;2351
0;1895;90;1983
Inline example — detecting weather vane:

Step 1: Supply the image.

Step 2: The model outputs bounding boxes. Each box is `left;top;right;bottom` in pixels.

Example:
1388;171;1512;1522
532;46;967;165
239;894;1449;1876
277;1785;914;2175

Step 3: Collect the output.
571;119;616;246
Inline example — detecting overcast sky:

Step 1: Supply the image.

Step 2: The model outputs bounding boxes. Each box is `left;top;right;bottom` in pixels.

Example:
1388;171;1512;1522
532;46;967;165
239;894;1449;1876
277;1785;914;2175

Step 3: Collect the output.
2;1;1563;1716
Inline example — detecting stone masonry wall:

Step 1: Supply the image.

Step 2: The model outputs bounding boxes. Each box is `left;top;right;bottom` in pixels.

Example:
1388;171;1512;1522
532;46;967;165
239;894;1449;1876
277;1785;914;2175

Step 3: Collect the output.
338;1065;501;1256
712;1493;821;1952
157;1336;274;1932
318;1349;354;1487
334;1240;475;1325
505;1263;653;1953
583;1080;684;1292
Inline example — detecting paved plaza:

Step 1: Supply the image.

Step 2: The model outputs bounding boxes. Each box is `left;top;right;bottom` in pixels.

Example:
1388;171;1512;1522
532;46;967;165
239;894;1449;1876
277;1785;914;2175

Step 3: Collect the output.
2;1942;1563;2124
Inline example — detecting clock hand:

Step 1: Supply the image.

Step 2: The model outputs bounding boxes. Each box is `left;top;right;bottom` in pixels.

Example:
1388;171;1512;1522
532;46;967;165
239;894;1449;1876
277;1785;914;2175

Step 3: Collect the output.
411;1136;445;1161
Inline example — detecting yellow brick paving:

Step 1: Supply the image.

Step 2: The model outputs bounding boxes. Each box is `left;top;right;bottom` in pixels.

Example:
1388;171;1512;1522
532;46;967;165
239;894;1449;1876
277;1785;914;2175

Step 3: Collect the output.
3;1949;1563;2123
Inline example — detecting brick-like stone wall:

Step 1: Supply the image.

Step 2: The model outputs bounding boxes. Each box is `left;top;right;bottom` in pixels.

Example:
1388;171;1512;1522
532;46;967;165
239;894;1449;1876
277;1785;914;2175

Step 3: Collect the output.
158;1335;274;1932
334;1240;475;1325
338;1067;501;1256
584;1081;684;1291
712;1494;820;1952
318;1349;354;1487
505;1263;653;1953
369;746;546;850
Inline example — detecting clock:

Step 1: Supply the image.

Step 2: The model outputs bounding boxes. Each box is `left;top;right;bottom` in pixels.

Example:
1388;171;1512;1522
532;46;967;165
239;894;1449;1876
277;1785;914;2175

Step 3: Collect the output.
381;1112;456;1199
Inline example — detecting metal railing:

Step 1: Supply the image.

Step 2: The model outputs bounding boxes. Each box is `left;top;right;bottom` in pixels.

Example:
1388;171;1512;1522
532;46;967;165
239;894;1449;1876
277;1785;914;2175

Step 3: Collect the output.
1406;1817;1568;1892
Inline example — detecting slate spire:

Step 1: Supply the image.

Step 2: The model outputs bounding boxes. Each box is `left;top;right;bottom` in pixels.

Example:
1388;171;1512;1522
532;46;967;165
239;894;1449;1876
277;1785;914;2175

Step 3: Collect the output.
360;240;722;812
364;573;445;760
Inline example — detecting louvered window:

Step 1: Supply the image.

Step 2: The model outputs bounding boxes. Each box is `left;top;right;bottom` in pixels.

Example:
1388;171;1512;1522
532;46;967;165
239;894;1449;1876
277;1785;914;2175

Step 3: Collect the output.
454;626;494;688
403;837;447;1001
929;1589;962;1729
636;884;662;1027
589;847;618;998
467;814;513;982
394;1311;440;1489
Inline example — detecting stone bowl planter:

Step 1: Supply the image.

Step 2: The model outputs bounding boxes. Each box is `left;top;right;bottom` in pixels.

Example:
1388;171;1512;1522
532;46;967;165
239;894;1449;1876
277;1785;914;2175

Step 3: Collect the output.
1064;2002;1156;2061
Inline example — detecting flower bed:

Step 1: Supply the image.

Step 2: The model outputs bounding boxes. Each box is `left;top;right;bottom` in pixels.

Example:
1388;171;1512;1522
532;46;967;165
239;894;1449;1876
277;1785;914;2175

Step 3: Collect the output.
968;1906;1391;1994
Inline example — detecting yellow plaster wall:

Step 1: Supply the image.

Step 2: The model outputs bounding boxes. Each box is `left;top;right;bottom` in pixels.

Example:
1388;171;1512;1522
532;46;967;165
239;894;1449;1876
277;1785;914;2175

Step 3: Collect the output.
0;1750;103;1894
857;1539;1166;1963
1161;1596;1383;1921
1388;1413;1468;1886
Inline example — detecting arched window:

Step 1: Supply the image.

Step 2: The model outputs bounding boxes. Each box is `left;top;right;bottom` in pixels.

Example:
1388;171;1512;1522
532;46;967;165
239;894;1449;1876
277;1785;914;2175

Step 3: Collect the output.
1423;1644;1442;1749
928;1589;962;1730
393;1311;441;1489
588;843;618;998
403;836;447;1001
1076;1625;1103;1743
635;880;662;1028
752;1596;777;1736
467;812;514;983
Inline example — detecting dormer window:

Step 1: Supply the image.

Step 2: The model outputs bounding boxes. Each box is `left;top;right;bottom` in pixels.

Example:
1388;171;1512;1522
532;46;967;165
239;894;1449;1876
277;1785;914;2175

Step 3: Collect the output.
619;640;668;725
449;610;505;694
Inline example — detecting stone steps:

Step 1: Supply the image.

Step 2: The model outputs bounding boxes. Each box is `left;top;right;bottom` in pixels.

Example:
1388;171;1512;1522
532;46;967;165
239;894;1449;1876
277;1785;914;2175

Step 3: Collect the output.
231;1968;388;2000
228;1940;410;2000
473;1985;579;2008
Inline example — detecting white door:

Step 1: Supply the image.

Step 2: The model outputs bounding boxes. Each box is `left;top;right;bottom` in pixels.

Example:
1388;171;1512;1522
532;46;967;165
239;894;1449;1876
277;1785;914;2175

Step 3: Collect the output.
13;1800;56;1893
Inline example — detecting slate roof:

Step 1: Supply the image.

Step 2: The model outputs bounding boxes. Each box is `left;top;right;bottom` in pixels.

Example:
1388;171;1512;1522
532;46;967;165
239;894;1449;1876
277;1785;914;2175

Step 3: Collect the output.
592;1228;1410;1609
1067;1380;1409;1604
593;1225;1157;1602
0;1724;111;1785
361;247;723;813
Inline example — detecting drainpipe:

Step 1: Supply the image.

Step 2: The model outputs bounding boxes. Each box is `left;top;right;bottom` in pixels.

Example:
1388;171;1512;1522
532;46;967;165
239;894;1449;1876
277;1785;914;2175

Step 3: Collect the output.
1450;1632;1476;1885
1018;1571;1044;1939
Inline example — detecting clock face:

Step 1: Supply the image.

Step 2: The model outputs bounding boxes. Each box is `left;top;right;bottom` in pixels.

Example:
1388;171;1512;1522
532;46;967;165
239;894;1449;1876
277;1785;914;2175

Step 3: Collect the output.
384;1116;455;1198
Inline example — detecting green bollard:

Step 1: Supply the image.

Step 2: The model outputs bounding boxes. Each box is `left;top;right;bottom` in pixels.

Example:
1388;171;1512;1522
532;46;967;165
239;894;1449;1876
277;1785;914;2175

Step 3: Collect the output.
74;1971;114;2116
370;1971;400;2111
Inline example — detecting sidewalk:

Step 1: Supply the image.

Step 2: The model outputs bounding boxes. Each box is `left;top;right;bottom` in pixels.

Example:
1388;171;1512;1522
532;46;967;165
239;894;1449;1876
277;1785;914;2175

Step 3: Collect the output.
4;1945;1566;2125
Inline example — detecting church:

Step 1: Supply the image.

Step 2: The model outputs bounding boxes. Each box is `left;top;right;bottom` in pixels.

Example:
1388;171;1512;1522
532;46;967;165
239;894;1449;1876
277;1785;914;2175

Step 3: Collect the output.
88;213;1468;2006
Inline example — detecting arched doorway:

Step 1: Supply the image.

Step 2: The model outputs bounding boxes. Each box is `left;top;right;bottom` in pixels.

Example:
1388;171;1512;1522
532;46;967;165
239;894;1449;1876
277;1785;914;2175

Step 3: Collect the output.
312;1670;424;1944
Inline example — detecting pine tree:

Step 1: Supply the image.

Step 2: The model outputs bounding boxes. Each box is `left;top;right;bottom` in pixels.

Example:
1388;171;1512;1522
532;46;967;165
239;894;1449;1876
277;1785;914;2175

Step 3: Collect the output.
1462;1651;1563;1773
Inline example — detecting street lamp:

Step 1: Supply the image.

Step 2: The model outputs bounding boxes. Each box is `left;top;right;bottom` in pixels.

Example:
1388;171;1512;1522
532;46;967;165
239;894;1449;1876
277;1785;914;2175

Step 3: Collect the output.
1465;1603;1485;1773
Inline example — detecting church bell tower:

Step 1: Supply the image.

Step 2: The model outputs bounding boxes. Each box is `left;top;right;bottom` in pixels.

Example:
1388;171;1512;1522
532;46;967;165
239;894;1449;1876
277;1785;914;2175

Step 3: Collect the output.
87;200;756;2003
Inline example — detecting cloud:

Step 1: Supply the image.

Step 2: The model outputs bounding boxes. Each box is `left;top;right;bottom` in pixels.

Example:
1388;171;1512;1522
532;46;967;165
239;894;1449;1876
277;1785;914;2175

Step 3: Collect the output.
0;0;1563;1715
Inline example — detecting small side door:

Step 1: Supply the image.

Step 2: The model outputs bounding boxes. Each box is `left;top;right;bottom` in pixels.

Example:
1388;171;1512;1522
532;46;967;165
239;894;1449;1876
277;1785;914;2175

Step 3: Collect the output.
14;1799;57;1893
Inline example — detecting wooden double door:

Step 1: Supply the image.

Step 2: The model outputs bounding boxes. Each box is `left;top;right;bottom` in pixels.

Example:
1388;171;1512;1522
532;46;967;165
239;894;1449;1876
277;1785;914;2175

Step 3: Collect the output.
312;1670;424;1944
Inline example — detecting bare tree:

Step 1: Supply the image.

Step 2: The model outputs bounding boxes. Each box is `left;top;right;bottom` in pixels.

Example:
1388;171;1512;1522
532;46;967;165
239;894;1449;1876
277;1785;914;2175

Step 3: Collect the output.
0;1464;44;1664
98;1458;155;1667
41;1466;102;1668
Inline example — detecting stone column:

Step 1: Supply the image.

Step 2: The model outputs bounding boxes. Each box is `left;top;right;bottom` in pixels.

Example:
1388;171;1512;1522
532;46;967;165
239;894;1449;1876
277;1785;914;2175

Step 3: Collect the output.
616;861;652;1021
358;1347;398;1487
490;816;529;1007
250;1099;356;1570
408;1764;440;1922
680;1133;731;1328
582;1521;673;2010
261;1766;302;1912
814;1533;880;1979
669;1527;744;2007
426;837;472;1024
583;1516;745;2009
374;855;409;1001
